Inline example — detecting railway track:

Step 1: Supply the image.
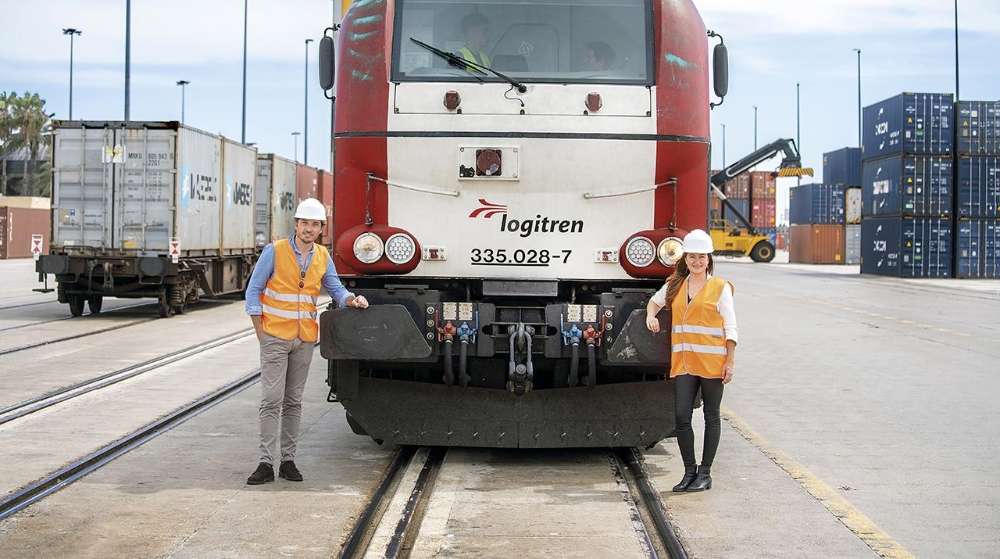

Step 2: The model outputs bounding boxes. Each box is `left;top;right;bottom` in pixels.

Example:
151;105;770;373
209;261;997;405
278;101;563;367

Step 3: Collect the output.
0;368;261;521
337;447;687;559
0;301;155;333
0;328;255;426
0;316;159;356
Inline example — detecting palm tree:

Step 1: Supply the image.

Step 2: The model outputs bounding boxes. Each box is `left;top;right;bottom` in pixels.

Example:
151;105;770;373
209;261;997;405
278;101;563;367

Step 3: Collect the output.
19;93;50;197
0;92;14;195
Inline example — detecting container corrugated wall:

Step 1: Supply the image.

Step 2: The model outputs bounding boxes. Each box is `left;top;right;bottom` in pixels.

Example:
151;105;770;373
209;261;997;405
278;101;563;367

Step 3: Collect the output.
845;187;862;224
844;224;861;265
861;155;952;217
956;156;1000;218
0;207;50;259
296;164;320;202
221;138;257;253
823;147;862;187
255;154;297;246
957;101;1000;156
956;218;1000;278
862;93;954;160
790;224;844;264
789;183;845;225
860;216;952;278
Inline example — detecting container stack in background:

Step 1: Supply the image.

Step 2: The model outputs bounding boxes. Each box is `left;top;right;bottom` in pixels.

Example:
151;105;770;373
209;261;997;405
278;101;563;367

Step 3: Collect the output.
825;148;863;264
0;196;51;259
955;100;1000;278
788;182;846;264
713;171;777;245
860;93;954;278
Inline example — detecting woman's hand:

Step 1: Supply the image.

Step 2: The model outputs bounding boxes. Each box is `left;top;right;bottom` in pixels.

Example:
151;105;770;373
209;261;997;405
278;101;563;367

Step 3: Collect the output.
722;362;734;385
645;315;660;333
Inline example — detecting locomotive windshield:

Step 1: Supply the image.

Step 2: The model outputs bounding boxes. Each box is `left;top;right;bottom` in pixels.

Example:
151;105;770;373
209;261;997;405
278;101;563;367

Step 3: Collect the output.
391;0;653;85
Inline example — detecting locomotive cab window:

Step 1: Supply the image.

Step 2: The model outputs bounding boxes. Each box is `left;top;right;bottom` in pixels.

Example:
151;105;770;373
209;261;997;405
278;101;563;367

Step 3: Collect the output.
392;0;653;86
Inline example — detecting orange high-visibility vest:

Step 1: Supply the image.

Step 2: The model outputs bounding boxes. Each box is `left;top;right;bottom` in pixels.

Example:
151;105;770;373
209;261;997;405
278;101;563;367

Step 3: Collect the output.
260;239;328;342
669;277;732;379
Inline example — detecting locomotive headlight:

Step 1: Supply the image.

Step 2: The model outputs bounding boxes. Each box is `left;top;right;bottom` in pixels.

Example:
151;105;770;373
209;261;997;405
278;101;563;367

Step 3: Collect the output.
657;237;684;266
624;236;656;268
385;233;416;265
353;232;384;264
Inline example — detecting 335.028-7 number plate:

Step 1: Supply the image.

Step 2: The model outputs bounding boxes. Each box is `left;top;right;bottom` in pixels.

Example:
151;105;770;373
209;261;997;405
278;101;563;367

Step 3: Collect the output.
470;248;572;267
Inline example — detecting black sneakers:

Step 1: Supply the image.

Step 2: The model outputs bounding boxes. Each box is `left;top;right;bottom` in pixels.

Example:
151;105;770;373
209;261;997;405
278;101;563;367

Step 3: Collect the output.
279;461;304;482
246;462;274;485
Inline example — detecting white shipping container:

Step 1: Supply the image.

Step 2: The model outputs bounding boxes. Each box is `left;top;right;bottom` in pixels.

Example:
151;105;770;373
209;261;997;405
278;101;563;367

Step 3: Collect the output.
845;224;861;264
255;154;297;246
845;187;862;225
51;121;257;256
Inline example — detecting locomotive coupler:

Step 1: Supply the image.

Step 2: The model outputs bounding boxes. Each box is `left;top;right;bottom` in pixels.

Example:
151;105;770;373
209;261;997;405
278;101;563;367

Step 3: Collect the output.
507;323;535;395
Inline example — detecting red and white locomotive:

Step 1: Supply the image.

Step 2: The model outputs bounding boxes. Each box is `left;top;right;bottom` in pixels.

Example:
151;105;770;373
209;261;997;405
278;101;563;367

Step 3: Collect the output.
317;0;728;447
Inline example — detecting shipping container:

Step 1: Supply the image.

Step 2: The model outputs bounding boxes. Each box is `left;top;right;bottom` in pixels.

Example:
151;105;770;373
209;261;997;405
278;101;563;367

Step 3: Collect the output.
775;231;788;250
723;174;750;199
862;93;953;160
39;120;259;317
861;155;952;217
757;227;777;246
957;100;1000;156
789;183;845;225
860;216;952;278
723;198;749;225
751;199;776;229
709;194;722;218
956;155;1000;218
789;224;844;264
255;154;298;247
750;171;776;199
318;169;334;244
296;163;320;202
955;218;1000;278
0;196;50;210
0;207;50;259
845;187;862;224
844;224;861;265
823;147;862;187
49;121;257;255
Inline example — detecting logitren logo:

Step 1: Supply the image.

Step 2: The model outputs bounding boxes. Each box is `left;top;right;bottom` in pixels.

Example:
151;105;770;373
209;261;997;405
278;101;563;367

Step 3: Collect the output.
469;199;584;238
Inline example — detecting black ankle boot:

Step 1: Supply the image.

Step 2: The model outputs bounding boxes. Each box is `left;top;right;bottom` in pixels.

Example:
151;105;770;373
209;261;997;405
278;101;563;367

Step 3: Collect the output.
672;464;699;492
686;466;711;492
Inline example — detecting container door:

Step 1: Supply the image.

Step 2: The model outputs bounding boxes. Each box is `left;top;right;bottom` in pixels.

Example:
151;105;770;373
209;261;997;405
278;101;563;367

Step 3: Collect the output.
113;127;177;252
220;139;256;254
52;126;115;249
256;158;273;247
273;157;297;242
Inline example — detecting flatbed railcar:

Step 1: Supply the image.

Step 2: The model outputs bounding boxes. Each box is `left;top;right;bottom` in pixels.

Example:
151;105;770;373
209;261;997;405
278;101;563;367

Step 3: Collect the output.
37;121;258;317
317;0;728;447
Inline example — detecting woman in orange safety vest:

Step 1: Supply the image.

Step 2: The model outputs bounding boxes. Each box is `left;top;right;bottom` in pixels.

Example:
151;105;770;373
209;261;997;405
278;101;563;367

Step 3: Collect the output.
645;229;738;493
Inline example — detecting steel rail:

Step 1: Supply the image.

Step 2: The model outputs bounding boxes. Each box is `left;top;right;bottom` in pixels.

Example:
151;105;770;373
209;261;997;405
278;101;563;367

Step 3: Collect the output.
0;302;154;333
0;328;255;426
615;447;689;559
0;368;261;521
338;446;418;559
0;317;158;356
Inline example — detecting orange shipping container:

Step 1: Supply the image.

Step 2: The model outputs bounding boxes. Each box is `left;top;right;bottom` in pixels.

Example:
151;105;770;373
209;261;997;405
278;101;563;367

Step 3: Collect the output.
296;163;320;203
317;170;334;244
752;199;777;228
789;224;844;264
775;232;788;250
724;174;750;199
0;207;51;259
750;171;777;199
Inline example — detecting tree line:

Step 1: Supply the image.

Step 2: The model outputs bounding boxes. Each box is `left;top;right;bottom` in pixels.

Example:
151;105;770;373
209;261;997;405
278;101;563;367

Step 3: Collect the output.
0;91;52;197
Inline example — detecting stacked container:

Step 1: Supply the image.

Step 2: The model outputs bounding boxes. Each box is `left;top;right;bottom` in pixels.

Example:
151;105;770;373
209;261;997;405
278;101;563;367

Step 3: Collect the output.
860;93;954;278
719;171;776;244
955;100;1000;278
788;183;845;264
823;148;863;264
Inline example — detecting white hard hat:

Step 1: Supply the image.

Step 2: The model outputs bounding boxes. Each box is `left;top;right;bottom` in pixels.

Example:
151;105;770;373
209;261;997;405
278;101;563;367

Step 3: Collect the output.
682;229;714;254
294;198;327;222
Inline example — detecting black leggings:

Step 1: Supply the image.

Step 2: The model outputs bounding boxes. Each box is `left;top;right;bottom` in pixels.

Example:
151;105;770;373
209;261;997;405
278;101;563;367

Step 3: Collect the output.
674;374;724;468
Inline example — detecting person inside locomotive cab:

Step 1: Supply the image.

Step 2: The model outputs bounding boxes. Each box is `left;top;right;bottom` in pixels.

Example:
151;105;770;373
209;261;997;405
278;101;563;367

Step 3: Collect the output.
582;41;616;71
456;12;491;70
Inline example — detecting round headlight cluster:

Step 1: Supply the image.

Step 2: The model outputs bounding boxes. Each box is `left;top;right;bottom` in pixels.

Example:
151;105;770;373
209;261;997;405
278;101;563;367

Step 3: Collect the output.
353;232;384;264
385;233;416;264
657;237;684;266
625;237;656;268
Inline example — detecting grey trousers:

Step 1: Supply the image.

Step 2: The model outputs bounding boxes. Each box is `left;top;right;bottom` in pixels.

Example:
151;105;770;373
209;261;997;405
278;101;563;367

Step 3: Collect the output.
258;332;314;465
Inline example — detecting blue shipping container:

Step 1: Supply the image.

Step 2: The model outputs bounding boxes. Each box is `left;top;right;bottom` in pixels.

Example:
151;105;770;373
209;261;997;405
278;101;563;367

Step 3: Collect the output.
823;147;862;187
862;155;952;217
956;156;1000;217
957;101;1000;156
789;183;845;225
955;218;1000;278
862;93;954;160
723;199;749;225
861;216;952;278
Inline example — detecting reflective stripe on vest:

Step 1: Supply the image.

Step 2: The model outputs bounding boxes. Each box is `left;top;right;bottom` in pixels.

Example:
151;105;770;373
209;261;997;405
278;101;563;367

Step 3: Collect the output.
458;46;490;69
669;277;732;379
260;239;327;342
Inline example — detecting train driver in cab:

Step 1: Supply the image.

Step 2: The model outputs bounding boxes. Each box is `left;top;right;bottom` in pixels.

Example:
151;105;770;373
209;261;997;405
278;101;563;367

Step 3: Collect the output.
457;12;491;70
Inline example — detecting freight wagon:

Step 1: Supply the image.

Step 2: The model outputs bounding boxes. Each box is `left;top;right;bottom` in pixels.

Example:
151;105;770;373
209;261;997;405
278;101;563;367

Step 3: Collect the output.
36;121;258;317
315;0;728;447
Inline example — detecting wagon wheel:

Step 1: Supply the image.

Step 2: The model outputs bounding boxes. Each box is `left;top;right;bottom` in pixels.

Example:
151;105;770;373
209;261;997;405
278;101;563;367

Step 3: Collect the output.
87;295;104;314
173;298;188;315
158;290;174;318
68;294;85;317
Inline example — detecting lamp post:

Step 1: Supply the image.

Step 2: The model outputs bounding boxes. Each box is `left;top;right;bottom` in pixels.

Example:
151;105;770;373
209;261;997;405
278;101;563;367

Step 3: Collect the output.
176;80;190;124
721;123;726;168
125;0;131;120
62;28;82;120
304;38;313;165
241;0;248;143
954;0;960;102
292;131;301;162
753;105;758;150
796;82;802;186
853;48;862;149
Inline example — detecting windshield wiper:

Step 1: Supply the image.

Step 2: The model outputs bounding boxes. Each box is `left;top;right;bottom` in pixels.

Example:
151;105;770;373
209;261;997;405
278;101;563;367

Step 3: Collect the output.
410;37;527;93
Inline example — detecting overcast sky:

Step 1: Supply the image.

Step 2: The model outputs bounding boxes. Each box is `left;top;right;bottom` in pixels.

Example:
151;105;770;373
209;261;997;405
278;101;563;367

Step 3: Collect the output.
3;0;999;222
